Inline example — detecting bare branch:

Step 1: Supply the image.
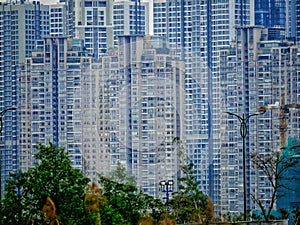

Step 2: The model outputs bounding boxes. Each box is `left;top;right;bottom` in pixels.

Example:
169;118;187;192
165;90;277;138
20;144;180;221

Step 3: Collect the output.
250;141;300;221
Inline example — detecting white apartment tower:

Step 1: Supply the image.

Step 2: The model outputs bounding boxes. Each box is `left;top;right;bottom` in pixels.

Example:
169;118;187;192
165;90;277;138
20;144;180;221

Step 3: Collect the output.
73;0;114;58
19;37;103;181
149;0;254;213
49;2;73;37
98;35;185;196
113;0;148;46
72;0;149;58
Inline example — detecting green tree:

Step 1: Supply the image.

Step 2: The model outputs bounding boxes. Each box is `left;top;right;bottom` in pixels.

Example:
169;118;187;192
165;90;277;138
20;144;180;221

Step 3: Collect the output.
0;172;24;224
169;163;213;224
107;161;136;186
0;142;92;225
99;162;165;225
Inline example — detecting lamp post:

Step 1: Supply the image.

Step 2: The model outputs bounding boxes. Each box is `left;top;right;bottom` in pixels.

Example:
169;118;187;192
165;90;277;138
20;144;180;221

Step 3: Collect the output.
160;180;174;210
0;107;17;199
225;111;264;221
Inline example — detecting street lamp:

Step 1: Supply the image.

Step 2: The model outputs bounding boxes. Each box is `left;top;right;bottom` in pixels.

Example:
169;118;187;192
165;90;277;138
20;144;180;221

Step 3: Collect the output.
160;180;174;210
0;107;17;199
225;111;265;221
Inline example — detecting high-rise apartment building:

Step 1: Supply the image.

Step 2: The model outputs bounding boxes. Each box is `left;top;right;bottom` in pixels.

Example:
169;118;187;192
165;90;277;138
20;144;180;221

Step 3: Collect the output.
19;37;103;181
254;0;298;42
252;38;300;212
255;0;286;28
18;33;185;193
113;0;147;46
49;2;73;37
72;0;149;58
219;26;300;215
1;0;299;217
98;35;184;196
73;0;113;59
149;0;254;213
0;0;49;196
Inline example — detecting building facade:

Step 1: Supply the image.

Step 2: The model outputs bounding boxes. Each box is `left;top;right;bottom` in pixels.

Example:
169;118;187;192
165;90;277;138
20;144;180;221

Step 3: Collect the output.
296;0;300;45
254;0;299;43
219;26;300;215
0;0;49;196
73;0;114;59
19;37;103;181
113;0;147;46
49;2;73;37
255;0;286;28
98;35;185;196
149;0;254;213
72;0;148;58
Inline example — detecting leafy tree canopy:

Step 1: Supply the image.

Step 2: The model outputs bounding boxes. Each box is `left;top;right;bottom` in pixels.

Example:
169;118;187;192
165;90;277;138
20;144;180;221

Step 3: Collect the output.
98;161;165;225
0;142;92;225
169;163;213;224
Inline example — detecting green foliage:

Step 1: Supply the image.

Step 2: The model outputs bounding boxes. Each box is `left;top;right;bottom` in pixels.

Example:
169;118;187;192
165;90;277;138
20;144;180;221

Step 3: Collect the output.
169;163;212;224
222;212;245;225
0;142;92;225
0;172;24;224
98;162;165;225
108;161;136;186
